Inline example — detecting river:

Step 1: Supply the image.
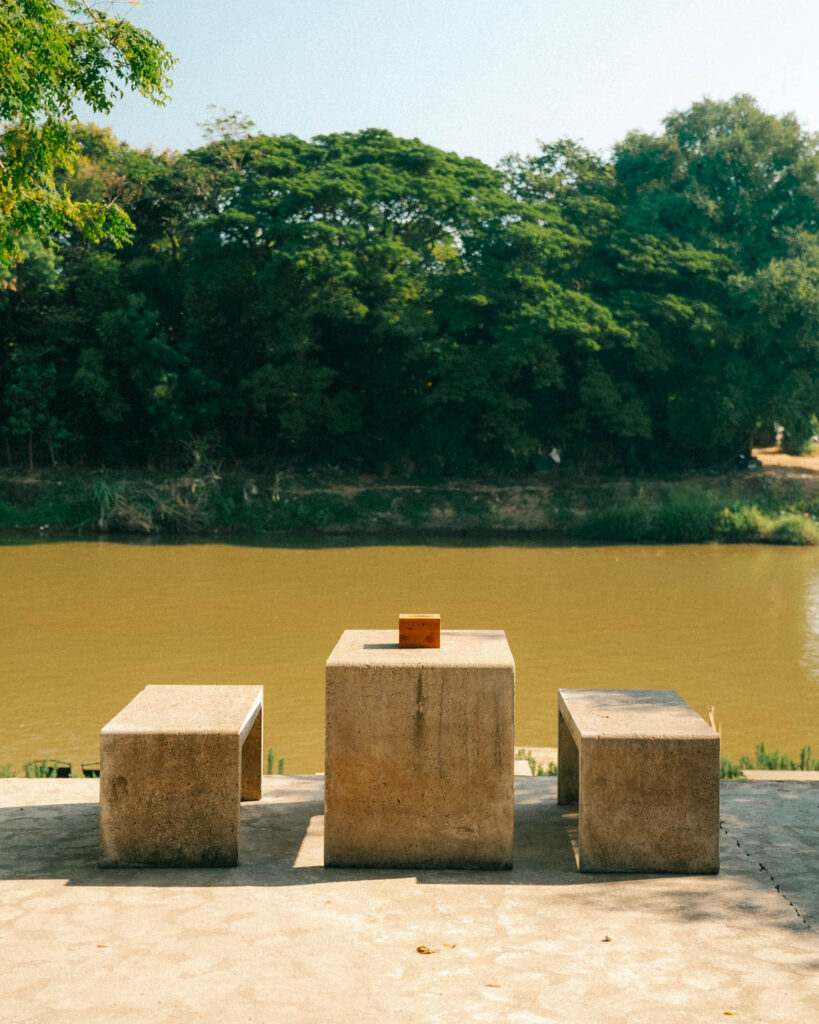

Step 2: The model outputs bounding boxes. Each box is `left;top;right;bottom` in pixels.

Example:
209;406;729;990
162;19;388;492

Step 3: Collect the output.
2;539;818;773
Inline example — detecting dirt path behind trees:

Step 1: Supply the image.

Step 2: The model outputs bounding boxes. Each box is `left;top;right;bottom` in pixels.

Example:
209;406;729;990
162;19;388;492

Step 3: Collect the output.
754;447;819;476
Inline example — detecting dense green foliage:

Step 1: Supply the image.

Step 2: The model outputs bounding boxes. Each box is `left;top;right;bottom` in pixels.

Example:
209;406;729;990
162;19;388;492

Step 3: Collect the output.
0;0;174;262
2;95;819;474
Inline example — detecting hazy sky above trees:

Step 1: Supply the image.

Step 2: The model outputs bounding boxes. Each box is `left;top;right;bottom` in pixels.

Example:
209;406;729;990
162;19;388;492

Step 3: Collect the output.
76;0;819;162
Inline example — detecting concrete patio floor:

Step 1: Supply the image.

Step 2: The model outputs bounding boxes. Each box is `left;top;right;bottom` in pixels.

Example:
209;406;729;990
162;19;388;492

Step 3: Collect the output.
1;777;816;1024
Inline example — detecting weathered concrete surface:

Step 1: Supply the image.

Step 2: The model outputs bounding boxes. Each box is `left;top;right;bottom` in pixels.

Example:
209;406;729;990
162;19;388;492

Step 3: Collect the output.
559;689;720;873
100;685;262;867
1;777;816;1024
325;630;514;868
720;780;819;930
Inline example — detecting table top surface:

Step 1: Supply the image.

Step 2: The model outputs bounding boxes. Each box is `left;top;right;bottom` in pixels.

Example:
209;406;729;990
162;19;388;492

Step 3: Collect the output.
327;629;514;669
101;685;262;735
558;688;717;740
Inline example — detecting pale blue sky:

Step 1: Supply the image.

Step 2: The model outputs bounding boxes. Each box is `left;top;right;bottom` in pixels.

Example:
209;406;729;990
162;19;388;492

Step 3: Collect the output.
80;0;819;163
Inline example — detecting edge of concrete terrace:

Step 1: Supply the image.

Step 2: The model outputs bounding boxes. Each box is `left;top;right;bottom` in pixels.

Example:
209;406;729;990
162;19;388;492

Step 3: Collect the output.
1;776;817;1024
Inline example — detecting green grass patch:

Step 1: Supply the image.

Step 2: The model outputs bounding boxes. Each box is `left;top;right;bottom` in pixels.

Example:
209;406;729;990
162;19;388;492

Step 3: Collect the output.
652;491;723;542
577;487;819;546
714;504;766;542
578;502;653;542
23;758;71;778
722;743;817;776
744;742;817;770
353;489;393;514
516;748;558;777
720;755;744;779
763;514;819;545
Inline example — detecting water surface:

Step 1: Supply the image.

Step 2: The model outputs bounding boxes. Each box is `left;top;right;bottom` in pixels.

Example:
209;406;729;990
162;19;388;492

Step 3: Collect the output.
2;540;817;772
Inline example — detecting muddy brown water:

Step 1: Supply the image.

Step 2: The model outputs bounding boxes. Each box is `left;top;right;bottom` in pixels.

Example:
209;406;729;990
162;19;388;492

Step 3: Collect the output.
2;540;817;773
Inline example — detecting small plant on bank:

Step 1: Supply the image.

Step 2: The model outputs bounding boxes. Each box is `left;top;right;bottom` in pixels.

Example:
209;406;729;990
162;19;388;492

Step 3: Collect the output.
24;758;62;778
510;743;817;780
720;756;743;779
0;763;13;777
754;742;796;770
722;743;818;775
715;505;766;543
266;748;285;774
764;514;819;546
749;742;817;770
515;748;556;777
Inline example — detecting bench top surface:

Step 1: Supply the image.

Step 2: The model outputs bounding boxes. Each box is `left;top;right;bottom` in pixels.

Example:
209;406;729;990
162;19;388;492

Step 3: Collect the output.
102;685;262;736
327;629;514;669
558;689;716;740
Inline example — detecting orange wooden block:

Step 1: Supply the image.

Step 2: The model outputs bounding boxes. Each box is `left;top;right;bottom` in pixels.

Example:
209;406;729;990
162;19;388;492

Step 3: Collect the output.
398;613;441;648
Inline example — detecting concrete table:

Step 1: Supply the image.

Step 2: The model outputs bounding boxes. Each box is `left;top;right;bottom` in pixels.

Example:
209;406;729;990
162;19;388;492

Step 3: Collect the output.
325;629;515;869
99;684;263;867
558;688;720;874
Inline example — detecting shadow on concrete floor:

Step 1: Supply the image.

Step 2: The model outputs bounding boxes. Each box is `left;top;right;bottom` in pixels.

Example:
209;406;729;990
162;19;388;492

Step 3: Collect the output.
1;777;815;945
1;777;814;937
0;793;578;887
0;777;694;891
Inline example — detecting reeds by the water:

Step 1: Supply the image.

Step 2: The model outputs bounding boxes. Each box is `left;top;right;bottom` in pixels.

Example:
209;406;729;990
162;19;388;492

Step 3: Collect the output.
1;744;813;778
720;744;817;778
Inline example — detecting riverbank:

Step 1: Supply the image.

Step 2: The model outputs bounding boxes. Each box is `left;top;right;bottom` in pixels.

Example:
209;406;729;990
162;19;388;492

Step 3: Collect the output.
2;449;819;544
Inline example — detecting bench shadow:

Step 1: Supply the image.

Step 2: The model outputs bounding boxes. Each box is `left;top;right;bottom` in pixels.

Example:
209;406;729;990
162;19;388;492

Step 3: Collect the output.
0;779;701;892
2;781;814;948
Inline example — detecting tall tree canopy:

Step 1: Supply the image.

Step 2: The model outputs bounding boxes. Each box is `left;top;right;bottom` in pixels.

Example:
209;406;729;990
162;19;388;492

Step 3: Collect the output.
0;0;174;262
2;97;818;474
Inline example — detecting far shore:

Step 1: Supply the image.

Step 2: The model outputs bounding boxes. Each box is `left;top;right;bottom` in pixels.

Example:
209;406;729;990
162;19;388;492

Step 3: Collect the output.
2;448;819;545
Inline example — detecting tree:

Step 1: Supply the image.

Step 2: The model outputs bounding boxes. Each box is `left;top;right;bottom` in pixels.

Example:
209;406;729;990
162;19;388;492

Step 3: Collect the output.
179;127;515;467
0;0;174;263
3;352;69;469
614;94;819;272
609;97;819;462
4;98;819;474
735;232;819;451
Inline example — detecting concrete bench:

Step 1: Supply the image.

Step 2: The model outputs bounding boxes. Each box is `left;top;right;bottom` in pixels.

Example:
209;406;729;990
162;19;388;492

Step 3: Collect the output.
99;685;263;867
558;689;719;874
325;629;515;869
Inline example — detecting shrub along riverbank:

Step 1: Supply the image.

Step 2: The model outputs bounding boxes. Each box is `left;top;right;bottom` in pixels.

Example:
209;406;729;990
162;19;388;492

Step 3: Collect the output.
1;463;819;545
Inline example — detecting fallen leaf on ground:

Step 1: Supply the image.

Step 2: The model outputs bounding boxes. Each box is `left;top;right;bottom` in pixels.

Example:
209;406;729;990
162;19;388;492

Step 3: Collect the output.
486;983;501;988
444;943;456;949
416;945;439;954
602;935;612;942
